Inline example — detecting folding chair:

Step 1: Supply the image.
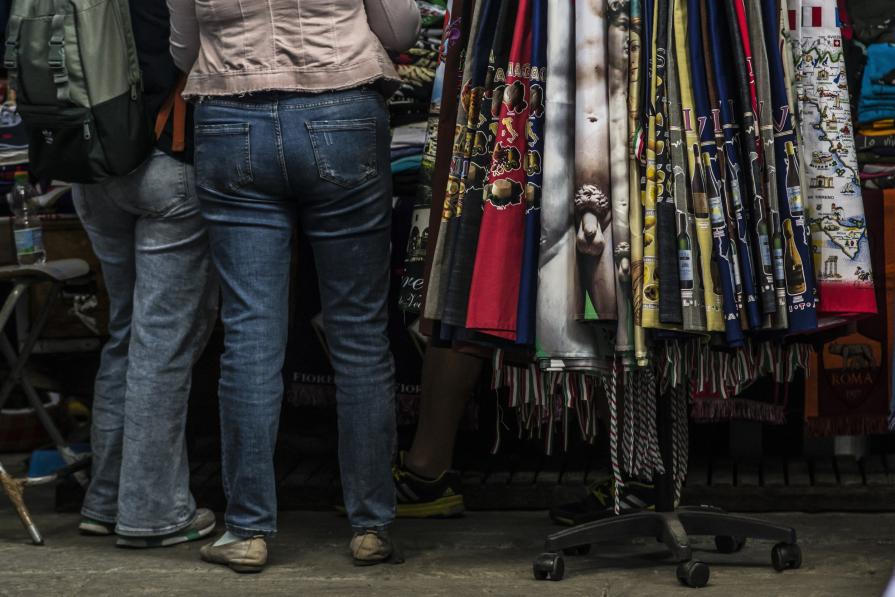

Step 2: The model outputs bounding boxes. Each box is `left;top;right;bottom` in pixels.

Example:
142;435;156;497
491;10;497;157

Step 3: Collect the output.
0;258;92;543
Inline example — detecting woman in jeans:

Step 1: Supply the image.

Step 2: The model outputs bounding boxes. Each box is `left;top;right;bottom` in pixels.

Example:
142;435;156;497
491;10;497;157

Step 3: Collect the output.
168;0;420;572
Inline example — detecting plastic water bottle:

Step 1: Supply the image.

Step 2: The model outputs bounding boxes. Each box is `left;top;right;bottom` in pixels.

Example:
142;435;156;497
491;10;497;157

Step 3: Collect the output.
7;170;46;265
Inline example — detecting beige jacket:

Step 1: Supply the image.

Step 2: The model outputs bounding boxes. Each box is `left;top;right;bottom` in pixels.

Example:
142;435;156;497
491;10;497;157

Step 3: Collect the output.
167;0;421;99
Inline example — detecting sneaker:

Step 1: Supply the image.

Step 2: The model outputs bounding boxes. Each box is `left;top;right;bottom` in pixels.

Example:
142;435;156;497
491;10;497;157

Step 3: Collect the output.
350;529;395;566
79;517;115;536
116;508;216;548
200;536;267;573
393;452;465;519
549;479;656;526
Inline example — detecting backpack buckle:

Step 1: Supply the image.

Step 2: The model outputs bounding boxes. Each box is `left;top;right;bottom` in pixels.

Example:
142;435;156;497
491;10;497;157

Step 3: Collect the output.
3;40;17;70
48;39;64;69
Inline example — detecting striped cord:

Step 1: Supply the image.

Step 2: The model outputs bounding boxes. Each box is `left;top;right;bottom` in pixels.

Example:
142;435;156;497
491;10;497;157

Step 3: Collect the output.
672;382;690;504
622;368;635;476
603;363;623;515
646;366;665;476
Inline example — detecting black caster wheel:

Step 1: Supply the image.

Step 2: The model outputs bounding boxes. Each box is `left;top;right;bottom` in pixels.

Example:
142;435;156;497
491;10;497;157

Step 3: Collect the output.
533;552;565;581
676;561;710;588
562;544;591;556
715;535;746;554
771;542;802;572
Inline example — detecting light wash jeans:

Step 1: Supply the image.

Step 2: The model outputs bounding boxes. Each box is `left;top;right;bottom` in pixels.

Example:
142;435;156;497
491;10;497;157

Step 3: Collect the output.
73;150;217;536
194;87;396;538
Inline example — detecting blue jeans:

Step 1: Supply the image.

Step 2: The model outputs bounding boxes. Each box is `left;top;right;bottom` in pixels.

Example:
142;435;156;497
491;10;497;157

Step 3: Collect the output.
194;88;396;538
72;150;217;536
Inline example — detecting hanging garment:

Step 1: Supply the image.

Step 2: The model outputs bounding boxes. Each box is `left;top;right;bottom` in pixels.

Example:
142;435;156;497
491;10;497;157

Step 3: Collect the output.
608;0;634;354
628;0;649;364
795;0;876;315
759;0;818;332
514;0;548;346
704;0;763;331
724;0;778;318
535;0;603;372
674;0;723;332
641;0;662;330
423;0;488;322
654;0;683;325
465;0;531;339
439;0;513;333
667;0;707;332
685;0;743;346
573;0;617;323
400;0;465;315
745;0;788;329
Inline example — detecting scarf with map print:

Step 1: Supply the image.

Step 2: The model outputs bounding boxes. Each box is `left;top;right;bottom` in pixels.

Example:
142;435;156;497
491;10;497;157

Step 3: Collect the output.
793;0;876;315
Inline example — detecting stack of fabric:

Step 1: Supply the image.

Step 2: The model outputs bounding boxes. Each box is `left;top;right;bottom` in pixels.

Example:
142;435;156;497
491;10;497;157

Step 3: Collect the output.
844;0;895;189
387;2;447;127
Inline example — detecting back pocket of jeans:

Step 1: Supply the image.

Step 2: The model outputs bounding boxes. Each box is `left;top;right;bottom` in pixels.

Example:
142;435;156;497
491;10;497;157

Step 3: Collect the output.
306;118;378;188
195;123;253;194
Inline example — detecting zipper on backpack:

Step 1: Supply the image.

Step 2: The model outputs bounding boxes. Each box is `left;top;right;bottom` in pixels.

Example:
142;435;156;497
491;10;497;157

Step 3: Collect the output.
83;121;91;140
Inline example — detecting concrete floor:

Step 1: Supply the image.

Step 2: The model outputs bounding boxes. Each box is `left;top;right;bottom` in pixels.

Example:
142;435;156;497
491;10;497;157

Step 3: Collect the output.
0;486;893;596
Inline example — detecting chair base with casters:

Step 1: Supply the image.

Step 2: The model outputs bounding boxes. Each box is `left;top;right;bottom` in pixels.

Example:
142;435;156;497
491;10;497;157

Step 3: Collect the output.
533;505;801;586
0;259;93;543
532;391;802;587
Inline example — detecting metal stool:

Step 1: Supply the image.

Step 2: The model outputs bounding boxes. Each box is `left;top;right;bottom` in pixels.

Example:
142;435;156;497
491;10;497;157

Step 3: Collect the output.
0;258;92;543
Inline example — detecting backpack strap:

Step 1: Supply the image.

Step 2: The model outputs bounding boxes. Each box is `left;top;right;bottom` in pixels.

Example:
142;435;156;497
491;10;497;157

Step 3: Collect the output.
154;73;188;152
114;0;142;98
4;15;23;93
49;0;70;103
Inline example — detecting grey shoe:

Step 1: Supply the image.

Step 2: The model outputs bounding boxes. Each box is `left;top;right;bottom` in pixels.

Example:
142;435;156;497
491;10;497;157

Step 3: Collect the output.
79;517;114;536
350;530;395;566
200;536;268;573
116;508;216;548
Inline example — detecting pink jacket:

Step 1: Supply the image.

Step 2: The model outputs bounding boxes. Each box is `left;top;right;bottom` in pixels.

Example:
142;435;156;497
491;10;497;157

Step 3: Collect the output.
167;0;421;99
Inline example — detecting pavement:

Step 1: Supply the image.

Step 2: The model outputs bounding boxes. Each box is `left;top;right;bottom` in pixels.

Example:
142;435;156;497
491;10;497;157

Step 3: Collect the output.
0;483;893;596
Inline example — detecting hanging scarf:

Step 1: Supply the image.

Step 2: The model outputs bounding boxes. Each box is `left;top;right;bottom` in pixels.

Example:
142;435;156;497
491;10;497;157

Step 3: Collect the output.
745;0;789;329
641;0;662;330
666;9;707;333
795;0;876;315
725;0;779;320
574;0;617;323
760;0;818;332
465;0;529;339
514;0;548;345
608;0;635;354
704;0;764;332
535;0;603;372
438;0;512;334
685;0;744;346
401;0;466;316
655;0;683;325
628;0;649;364
674;0;723;332
423;0;490;322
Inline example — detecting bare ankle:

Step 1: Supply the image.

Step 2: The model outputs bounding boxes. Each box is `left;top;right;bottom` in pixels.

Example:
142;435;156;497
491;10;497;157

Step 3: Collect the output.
404;453;449;479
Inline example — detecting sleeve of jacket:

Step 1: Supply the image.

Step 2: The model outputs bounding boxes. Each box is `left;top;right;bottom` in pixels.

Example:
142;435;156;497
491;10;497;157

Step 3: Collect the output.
167;0;200;72
365;0;422;52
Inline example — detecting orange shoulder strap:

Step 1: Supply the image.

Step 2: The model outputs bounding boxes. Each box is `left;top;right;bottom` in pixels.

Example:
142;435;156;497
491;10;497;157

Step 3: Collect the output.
154;73;188;152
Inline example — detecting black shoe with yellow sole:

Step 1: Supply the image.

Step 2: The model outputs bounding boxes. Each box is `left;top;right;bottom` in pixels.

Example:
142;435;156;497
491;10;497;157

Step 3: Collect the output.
549;478;657;526
393;452;465;518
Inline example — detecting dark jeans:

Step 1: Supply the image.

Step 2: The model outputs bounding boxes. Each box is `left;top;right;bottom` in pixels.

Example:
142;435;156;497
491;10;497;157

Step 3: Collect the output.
194;87;396;538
